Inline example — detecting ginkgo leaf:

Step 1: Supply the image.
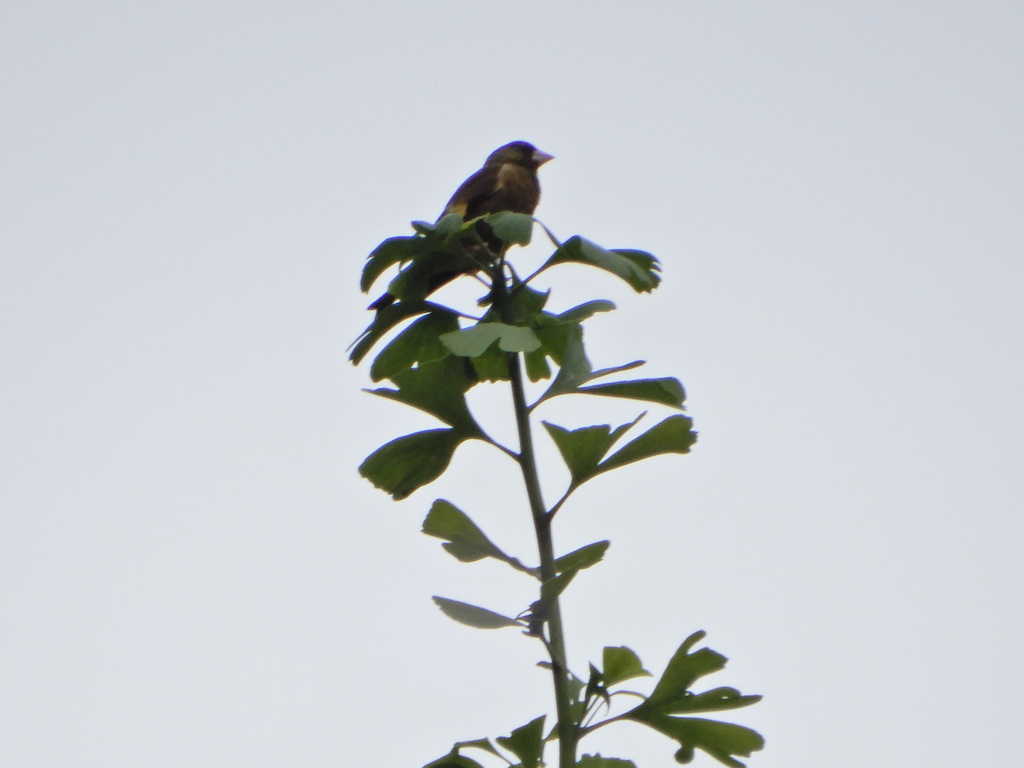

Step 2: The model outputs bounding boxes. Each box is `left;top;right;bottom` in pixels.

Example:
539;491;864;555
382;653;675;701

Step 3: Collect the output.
432;597;521;630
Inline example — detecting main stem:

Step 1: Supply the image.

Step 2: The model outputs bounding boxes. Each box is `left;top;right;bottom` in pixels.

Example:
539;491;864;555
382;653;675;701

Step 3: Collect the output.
493;270;577;767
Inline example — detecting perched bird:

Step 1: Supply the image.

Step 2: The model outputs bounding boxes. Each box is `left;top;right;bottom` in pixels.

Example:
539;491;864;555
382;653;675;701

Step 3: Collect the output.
369;141;553;310
441;140;553;221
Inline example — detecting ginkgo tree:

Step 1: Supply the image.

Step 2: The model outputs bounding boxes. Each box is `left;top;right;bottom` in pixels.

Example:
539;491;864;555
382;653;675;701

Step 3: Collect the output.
351;210;764;768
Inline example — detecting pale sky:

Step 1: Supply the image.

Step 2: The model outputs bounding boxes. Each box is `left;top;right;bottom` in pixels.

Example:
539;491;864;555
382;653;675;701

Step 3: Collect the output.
2;2;1022;767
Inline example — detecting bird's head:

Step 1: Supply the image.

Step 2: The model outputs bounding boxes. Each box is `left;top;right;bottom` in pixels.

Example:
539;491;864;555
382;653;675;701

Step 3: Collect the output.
486;141;554;170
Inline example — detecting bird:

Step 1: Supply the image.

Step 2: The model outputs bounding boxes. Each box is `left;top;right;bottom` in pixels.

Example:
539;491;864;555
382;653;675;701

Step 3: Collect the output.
369;141;553;310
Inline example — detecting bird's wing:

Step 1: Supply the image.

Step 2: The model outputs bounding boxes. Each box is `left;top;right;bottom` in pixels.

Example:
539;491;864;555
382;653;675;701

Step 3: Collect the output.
441;165;501;219
441;163;539;220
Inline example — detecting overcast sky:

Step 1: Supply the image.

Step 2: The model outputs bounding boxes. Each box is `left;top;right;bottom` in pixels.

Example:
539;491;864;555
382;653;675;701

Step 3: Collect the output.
2;2;1022;767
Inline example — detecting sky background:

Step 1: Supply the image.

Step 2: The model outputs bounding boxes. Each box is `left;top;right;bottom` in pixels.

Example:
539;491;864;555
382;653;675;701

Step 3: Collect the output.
2;2;1022;766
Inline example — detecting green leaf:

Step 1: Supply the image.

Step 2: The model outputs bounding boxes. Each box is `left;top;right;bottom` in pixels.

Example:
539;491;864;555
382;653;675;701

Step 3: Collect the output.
528;568;585;636
423;754;486;768
350;302;446;366
532;360;652;406
612;248;662;285
451;739;502;758
430;213;468;236
567;668;588;705
368;358;482;435
602;646;652;687
369;312;461;382
536;219;562;247
442;309;517;381
577;377;686;409
543;415;644;487
484;211;534;247
554;541;610;573
509;283;550;321
577;756;637;768
422;500;522;568
535;323;593;402
360;218;488;304
634;715;764;768
584;662;610;712
624;632;763;767
441;323;542;356
528;323;665;407
598;415;697;474
665;687;764;714
588;361;645;380
555;299;617;324
540;568;578;607
645;631;722;708
495;716;546;768
385;248;486;304
523;346;552;382
633;630;764;713
538;236;661;292
518;301;614;386
469;343;513;382
360;234;426;293
432;597;521;630
359;429;464;501
543;422;611;485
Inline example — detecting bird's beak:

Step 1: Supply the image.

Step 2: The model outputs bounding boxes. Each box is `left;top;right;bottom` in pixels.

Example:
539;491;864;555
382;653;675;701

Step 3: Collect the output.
532;149;554;166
